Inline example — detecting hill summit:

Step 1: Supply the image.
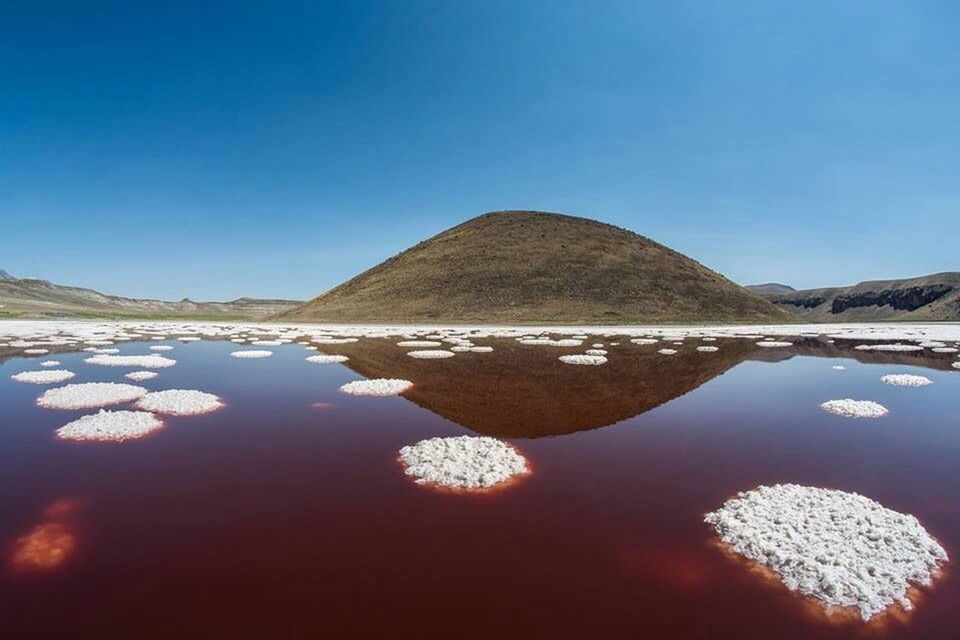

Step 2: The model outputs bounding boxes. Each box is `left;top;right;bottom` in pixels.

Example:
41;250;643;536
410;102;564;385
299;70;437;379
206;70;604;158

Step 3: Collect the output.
281;210;788;324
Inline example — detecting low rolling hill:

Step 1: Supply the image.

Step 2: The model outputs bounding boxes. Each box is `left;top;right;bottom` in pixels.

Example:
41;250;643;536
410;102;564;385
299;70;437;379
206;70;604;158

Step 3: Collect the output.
0;272;300;320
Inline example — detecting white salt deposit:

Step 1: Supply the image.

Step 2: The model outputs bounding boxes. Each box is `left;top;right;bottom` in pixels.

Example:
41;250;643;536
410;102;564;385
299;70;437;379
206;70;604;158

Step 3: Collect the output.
230;350;273;358
23;348;49;354
585;349;608;356
40;360;61;367
11;370;76;384
470;346;493;353
37;383;147;410
756;341;793;348
855;344;923;352
339;379;413;396
252;340;282;346
559;354;607;365
407;350;456;359
697;346;719;352
94;348;120;354
306;354;349;364
932;347;958;353
135;389;223;415
125;371;158;381
881;374;932;387
820;399;889;418
84;354;176;368
149;345;174;351
631;338;659;345
398;436;528;490
397;340;442;347
658;349;677;355
704;484;948;620
56;410;164;442
832;365;847;370
953;362;960;370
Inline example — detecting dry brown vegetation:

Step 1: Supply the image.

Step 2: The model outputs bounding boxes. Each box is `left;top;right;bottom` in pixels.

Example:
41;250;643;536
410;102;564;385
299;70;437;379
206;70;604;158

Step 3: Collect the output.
281;210;791;324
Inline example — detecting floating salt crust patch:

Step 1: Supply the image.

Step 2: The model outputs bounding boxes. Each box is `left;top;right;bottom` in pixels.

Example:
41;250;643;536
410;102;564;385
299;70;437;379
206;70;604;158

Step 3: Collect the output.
558;354;607;365
398;436;528;490
84;354;176;368
230;350;273;358
251;340;282;346
820;399;888;418
697;346;719;352
56;410;163;442
855;344;923;352
881;374;932;387
932;347;958;353
339;379;412;396
125;371;158;381
470;346;493;353
40;360;61;367
37;383;147;410
705;484;948;621
306;354;349;364
631;338;659;345
756;341;793;348
135;389;223;415
11;370;76;384
658;349;677;355
23;349;49;355
832;365;846;370
397;340;442;347
407;350;455;359
149;345;173;351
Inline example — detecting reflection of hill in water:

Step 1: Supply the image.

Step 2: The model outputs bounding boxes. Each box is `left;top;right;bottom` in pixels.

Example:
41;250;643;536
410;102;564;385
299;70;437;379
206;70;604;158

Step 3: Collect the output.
747;337;959;371
331;339;758;438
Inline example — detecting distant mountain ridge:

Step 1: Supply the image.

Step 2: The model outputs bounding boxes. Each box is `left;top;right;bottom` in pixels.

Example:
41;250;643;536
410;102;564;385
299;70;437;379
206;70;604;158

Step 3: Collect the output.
280;210;790;324
762;272;960;321
0;270;300;319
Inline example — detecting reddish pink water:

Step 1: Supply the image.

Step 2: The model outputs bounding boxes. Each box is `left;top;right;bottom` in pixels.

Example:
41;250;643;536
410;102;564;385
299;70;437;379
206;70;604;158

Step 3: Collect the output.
1;339;957;638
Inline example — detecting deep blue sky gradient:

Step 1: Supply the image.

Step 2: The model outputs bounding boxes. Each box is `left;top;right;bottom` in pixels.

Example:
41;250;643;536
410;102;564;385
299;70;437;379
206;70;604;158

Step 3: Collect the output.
2;1;957;300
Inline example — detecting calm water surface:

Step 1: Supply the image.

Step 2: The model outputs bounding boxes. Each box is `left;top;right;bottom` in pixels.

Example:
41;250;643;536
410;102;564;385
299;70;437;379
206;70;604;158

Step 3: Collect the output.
1;336;958;638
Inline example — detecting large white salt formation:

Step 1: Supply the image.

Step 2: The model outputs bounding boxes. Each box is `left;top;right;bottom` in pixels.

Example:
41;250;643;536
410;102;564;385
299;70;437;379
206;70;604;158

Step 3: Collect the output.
705;484;948;620
125;370;158;381
398;436;528;489
306;354;349;364
406;350;456;359
820;399;889;418
559;354;607;365
135;389;223;415
339;379;413;396
37;382;147;410
84;354;176;368
11;370;75;384
881;374;932;387
230;350;273;358
56;410;164;442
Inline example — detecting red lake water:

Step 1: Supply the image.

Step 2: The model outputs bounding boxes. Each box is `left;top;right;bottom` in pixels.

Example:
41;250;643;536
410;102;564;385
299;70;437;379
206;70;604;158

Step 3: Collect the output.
1;331;958;638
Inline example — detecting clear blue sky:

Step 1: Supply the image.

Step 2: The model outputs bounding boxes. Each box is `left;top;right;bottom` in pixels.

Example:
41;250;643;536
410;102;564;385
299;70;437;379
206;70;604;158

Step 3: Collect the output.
2;1;957;301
